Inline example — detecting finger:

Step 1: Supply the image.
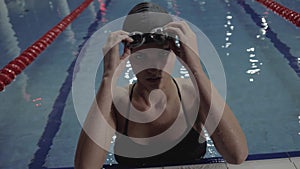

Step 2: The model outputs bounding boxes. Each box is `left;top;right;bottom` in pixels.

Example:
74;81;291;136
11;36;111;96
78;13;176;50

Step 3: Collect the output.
163;26;185;40
103;34;133;55
122;36;134;43
115;34;134;46
109;33;133;59
108;31;133;44
164;21;189;34
111;33;133;44
120;46;131;60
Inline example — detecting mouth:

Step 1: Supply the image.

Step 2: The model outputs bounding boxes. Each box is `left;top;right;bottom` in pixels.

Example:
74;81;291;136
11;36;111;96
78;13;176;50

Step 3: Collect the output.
146;77;161;82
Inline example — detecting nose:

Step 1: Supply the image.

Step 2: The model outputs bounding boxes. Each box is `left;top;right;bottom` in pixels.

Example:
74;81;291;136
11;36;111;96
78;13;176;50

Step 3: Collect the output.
147;56;167;70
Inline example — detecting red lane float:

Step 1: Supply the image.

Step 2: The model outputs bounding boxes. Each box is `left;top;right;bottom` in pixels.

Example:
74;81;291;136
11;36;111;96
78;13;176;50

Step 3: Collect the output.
256;0;300;27
0;0;93;92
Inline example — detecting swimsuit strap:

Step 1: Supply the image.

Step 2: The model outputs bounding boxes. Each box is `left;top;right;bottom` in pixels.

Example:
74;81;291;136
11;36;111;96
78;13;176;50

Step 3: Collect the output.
124;83;136;135
172;78;182;100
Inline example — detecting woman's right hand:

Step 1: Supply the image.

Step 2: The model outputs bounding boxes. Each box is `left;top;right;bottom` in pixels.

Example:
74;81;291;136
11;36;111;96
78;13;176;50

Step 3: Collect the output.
102;30;133;78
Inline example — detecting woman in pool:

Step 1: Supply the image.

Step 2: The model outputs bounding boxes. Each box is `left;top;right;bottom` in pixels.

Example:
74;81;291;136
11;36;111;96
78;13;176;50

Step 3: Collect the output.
75;2;248;168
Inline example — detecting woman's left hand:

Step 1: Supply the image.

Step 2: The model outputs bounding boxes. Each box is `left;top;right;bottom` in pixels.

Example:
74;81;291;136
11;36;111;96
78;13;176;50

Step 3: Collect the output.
164;21;202;71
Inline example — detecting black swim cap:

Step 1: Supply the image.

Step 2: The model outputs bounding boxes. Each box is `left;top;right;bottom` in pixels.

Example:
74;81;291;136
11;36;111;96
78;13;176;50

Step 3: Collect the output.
123;2;173;33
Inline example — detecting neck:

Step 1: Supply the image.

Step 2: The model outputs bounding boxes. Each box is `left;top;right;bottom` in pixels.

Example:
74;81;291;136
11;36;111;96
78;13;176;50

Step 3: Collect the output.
134;76;175;106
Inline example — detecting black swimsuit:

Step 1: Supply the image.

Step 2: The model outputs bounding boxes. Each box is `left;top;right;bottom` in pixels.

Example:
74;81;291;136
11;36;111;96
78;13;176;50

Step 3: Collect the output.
114;79;206;167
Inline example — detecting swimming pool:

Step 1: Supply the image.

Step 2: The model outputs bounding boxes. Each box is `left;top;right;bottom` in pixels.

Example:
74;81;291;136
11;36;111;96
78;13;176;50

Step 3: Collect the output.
0;0;299;168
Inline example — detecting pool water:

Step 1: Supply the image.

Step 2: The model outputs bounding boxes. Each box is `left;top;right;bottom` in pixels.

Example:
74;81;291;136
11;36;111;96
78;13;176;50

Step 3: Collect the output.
0;0;299;168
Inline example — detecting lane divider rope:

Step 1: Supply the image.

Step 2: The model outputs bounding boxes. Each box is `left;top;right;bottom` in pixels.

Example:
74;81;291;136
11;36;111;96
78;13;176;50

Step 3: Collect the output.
256;0;300;27
0;0;94;92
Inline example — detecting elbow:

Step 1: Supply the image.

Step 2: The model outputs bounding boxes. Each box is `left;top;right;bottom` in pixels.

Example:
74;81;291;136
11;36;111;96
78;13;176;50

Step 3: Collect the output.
74;152;88;169
74;151;104;169
74;160;92;169
74;156;82;169
227;154;247;165
74;160;80;169
74;148;83;169
226;147;248;164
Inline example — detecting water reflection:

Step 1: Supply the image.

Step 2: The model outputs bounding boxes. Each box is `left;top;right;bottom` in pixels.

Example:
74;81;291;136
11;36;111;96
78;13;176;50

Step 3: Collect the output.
54;0;76;44
245;15;269;82
124;60;137;84
221;10;234;57
256;16;268;40
166;0;180;16
298;115;300;136
179;66;189;78
0;0;30;100
245;47;263;82
0;0;21;62
4;0;28;18
98;0;108;23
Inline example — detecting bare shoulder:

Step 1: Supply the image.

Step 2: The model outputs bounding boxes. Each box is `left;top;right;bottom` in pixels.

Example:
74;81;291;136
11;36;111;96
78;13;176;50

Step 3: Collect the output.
111;85;131;110
111;85;132;130
173;77;197;98
174;78;200;127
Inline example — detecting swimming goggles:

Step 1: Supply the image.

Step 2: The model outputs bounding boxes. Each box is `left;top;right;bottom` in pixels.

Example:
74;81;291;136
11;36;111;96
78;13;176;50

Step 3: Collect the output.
126;27;180;49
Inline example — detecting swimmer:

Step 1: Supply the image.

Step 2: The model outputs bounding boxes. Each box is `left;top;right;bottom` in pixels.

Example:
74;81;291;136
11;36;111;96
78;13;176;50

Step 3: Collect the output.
75;2;248;168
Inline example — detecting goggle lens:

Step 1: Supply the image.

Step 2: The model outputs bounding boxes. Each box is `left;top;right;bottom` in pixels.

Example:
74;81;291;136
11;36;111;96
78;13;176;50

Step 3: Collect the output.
126;27;170;49
128;33;144;48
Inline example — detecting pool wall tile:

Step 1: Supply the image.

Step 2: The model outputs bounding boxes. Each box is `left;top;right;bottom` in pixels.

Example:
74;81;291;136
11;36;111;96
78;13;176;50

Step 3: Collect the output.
164;162;227;169
290;157;300;169
246;152;290;161
227;158;297;169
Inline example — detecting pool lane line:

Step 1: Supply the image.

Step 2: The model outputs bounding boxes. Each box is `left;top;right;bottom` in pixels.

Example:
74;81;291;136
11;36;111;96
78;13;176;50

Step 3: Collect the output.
28;1;112;168
28;58;76;169
237;0;300;77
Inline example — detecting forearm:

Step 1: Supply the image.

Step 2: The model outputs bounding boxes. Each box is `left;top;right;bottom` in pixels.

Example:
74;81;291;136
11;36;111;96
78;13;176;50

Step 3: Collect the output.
75;130;109;169
75;76;116;168
191;66;248;164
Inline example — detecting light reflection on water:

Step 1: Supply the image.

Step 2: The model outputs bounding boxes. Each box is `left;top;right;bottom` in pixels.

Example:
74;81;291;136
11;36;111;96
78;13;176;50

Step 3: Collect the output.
245;15;269;82
124;60;137;84
221;10;234;57
298;115;300;136
245;47;263;82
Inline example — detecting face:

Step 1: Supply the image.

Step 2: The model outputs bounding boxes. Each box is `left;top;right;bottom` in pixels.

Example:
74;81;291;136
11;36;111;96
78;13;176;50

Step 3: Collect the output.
129;43;176;86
